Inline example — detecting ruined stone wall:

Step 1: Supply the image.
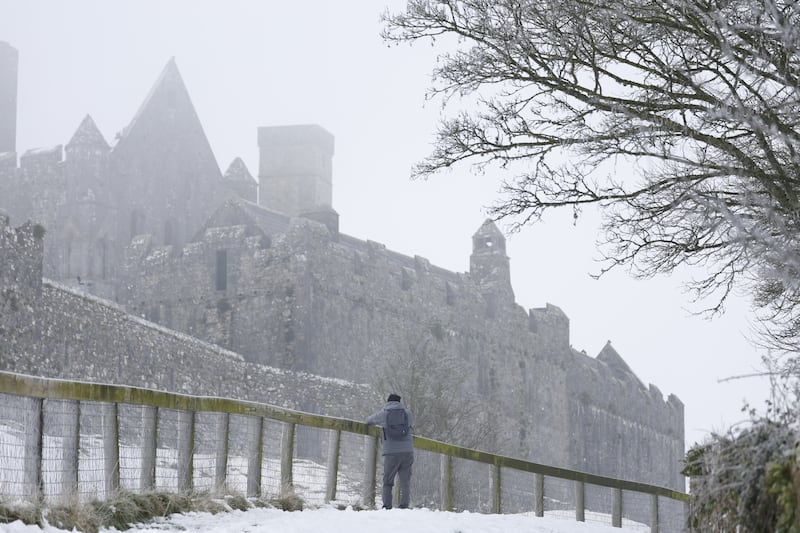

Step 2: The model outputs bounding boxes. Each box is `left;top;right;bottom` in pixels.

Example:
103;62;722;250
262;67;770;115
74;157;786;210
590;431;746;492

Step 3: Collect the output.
0;217;43;364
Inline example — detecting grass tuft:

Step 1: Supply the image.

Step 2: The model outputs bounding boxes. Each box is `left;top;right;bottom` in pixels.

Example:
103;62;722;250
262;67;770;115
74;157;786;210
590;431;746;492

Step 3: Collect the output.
0;488;309;530
224;493;251;512
270;489;305;512
0;500;42;527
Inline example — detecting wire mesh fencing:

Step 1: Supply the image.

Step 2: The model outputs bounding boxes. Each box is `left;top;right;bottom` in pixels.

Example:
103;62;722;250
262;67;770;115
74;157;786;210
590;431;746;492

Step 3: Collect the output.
0;372;689;531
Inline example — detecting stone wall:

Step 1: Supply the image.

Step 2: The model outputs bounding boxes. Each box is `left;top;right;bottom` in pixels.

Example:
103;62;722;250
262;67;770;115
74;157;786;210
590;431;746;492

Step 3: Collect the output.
0;220;376;421
123;214;684;489
0;216;43;364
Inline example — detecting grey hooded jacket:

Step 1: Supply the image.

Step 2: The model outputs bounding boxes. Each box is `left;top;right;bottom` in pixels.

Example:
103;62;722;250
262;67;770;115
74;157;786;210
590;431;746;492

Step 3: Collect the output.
365;400;414;455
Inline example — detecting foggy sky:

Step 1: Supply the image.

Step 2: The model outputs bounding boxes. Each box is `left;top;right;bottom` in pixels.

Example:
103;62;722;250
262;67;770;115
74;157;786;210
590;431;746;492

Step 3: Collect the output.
1;0;771;451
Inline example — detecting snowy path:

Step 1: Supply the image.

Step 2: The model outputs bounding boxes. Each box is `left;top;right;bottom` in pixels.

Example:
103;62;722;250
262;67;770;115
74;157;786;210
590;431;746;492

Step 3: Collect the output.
1;507;644;533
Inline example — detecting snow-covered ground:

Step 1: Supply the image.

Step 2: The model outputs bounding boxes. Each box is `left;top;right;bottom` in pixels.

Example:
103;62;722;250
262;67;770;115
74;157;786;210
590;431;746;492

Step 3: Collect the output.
0;409;666;532
0;506;645;533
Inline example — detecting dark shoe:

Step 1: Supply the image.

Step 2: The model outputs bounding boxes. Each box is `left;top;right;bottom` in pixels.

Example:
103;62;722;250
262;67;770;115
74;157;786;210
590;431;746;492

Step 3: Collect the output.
399;505;409;509
382;505;392;510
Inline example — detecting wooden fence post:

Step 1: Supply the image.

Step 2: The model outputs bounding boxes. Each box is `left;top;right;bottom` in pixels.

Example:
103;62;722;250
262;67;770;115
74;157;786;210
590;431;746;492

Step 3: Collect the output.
215;412;230;493
325;429;341;503
533;473;544;517
651;493;659;533
177;409;195;493
575;480;585;522
281;422;296;494
23;397;44;502
62;400;80;496
246;416;263;497
440;454;453;511
103;402;120;496
363;434;378;508
491;464;502;514
612;487;623;527
140;405;158;490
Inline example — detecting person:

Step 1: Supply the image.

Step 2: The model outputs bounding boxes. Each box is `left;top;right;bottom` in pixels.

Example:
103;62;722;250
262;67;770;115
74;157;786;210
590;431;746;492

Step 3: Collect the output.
365;393;414;509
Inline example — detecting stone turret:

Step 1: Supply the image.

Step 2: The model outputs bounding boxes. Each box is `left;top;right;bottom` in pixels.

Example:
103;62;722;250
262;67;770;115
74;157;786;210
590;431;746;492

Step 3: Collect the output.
65;115;109;198
469;219;514;304
66;115;109;161
0;42;18;155
257;124;334;217
223;157;258;203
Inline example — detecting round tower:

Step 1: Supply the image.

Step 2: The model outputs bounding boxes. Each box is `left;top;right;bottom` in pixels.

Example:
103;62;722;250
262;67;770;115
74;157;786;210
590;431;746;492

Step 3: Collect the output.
0;42;18;155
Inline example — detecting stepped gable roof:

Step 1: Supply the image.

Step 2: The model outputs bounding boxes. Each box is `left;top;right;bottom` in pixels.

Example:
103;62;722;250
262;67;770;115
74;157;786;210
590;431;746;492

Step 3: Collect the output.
223;157;256;183
597;341;645;389
192;197;289;242
111;57;222;178
66;115;109;150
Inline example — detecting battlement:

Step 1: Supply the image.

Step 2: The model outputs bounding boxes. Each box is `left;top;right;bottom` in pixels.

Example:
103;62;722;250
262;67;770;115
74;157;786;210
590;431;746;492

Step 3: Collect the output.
20;145;63;171
529;303;569;348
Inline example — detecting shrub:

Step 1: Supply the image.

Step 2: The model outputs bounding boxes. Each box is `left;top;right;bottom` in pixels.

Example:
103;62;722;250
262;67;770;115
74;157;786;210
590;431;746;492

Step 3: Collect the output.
684;417;799;532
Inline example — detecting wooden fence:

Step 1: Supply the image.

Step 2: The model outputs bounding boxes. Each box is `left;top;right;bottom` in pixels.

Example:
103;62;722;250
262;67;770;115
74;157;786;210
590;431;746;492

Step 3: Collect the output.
0;371;688;531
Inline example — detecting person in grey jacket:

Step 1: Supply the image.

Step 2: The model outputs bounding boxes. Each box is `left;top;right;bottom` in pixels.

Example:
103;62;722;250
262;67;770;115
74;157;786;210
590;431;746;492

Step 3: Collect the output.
365;393;414;509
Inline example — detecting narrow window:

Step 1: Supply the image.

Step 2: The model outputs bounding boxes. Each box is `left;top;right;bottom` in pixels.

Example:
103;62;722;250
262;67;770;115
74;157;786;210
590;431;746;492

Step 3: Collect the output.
99;238;108;279
130;210;145;240
216;250;227;290
164;219;176;247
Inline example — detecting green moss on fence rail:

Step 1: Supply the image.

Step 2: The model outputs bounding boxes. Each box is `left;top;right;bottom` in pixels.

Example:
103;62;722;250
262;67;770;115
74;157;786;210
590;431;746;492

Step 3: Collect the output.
0;370;688;504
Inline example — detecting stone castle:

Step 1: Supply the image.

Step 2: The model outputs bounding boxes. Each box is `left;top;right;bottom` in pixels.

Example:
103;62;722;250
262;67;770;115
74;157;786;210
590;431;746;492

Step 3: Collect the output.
0;41;684;491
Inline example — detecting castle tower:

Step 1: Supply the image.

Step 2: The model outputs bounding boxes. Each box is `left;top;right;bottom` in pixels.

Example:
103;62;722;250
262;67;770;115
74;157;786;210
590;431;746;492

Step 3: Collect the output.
257;124;334;217
0;42;18;154
62;115;115;293
470;219;514;303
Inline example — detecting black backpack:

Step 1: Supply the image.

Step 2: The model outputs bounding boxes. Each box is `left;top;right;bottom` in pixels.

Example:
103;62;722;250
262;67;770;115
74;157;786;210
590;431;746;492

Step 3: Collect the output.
384;407;409;440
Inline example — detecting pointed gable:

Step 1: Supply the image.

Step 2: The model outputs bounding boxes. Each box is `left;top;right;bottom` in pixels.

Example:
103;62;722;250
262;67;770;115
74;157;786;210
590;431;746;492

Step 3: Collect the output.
224;157;255;183
192;197;289;243
472;218;503;239
110;58;228;249
114;58;212;153
597;341;645;389
472;219;507;253
66;115;109;151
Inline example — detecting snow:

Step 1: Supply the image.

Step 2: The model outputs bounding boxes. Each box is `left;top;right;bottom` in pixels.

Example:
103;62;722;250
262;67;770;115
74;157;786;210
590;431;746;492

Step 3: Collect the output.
0;506;640;533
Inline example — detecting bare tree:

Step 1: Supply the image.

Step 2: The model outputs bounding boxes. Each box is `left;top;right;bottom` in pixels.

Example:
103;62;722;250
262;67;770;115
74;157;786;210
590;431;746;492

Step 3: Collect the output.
384;0;800;354
375;323;495;451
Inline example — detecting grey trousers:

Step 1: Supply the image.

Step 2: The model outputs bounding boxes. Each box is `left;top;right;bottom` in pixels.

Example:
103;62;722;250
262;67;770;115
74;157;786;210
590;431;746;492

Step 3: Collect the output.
382;452;414;509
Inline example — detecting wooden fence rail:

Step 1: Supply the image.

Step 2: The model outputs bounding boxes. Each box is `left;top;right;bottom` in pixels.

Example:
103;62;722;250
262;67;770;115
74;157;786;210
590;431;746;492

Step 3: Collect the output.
0;371;688;530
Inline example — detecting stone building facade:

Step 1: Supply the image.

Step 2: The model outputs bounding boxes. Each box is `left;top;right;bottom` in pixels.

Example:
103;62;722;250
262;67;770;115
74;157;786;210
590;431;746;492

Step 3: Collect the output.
0;42;684;492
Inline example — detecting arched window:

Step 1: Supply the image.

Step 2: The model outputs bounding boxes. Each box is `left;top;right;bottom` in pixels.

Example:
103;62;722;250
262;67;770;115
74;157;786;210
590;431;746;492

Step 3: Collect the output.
164;218;178;247
216;250;227;290
97;237;108;279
